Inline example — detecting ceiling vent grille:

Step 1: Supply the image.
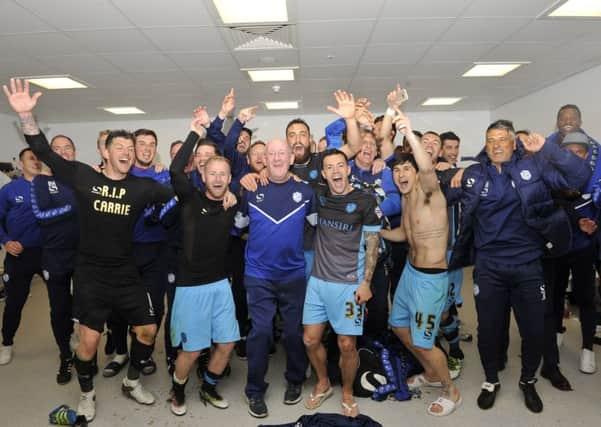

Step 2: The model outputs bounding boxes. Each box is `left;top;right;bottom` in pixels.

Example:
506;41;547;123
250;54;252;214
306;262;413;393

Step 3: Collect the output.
222;24;295;50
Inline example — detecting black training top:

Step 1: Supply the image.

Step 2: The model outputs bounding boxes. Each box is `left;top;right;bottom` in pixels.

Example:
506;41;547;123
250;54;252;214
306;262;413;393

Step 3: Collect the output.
169;131;238;286
25;133;173;276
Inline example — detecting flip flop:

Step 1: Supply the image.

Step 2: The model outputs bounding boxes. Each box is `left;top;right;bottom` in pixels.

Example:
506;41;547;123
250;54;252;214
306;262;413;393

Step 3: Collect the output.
427;396;463;417
304;387;334;410
407;373;442;390
341;400;360;417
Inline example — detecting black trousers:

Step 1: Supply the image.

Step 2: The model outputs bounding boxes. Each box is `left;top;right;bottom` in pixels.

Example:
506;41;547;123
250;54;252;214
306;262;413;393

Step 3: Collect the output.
363;259;389;340
42;248;75;358
2;248;42;346
227;236;250;336
474;257;545;383
543;244;596;368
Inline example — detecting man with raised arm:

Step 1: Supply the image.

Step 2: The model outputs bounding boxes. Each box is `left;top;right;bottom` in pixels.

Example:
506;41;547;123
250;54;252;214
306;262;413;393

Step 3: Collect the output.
168;107;239;416
3;78;174;422
381;110;461;417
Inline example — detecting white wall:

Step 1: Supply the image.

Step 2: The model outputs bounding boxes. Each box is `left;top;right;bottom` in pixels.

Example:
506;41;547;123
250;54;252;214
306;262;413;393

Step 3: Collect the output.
493;63;601;139
0;112;26;163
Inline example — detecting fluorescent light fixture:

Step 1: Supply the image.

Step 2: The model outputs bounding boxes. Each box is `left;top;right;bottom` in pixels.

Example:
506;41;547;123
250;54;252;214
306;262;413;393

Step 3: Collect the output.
549;0;601;17
213;0;288;24
463;62;528;77
265;101;299;110
26;75;88;90
102;107;146;115
421;97;463;106
247;68;295;82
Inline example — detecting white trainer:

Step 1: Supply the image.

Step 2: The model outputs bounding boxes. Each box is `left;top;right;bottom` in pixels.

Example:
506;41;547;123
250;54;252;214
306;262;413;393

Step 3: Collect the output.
122;378;155;405
0;345;13;365
580;348;597;374
77;390;96;422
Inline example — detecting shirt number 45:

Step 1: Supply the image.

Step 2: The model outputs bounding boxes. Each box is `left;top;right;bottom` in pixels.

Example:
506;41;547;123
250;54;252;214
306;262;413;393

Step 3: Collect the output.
415;312;436;338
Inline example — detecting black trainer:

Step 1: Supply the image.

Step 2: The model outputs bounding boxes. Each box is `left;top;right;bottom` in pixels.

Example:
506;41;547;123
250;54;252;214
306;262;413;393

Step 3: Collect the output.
283;382;303;405
139;356;157;375
477;382;500;410
57;356;73;385
200;383;228;409
540;366;572;391
246;395;268;418
519;379;543;413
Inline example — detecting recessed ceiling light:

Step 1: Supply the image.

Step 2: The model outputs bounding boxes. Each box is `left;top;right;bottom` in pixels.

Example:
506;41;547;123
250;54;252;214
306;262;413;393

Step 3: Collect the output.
548;0;601;17
213;0;288;24
463;62;528;77
26;75;88;90
102;107;146;115
422;97;463;106
265;101;299;110
246;68;295;82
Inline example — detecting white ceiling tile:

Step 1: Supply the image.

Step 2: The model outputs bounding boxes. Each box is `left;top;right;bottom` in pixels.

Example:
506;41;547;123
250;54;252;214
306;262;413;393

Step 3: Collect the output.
371;19;455;43
0;1;54;34
380;0;472;18
462;0;558;17
420;43;496;62
16;0;133;30
112;0;213;27
299;65;357;79
0;32;85;56
297;0;385;22
362;43;431;64
441;18;531;42
410;62;473;77
100;52;178;72
545;42;601;62
234;49;299;69
35;53;121;74
508;20;601;43
187;66;246;81
356;63;413;78
0;56;55;77
297;21;375;47
167;51;238;69
122;70;192;85
300;46;362;67
480;42;560;61
142;26;226;52
301;79;352;92
65;29;156;52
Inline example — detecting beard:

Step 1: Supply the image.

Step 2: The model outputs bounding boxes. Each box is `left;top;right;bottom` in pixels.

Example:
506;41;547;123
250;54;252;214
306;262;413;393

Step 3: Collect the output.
293;146;311;165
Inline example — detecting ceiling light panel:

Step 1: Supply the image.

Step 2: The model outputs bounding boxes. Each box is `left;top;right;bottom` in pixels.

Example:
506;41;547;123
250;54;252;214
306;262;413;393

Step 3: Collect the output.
463;63;528;77
265;101;299;110
422;97;463;106
26;76;88;90
102;107;146;115
548;0;601;17
247;68;295;82
213;0;288;24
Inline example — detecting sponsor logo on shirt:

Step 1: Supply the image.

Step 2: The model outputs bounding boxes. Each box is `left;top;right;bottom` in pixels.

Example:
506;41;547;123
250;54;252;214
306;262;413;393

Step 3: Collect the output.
14;195;24;203
292;191;302;203
310;169;318;180
480;181;489;197
466;178;475;188
345;202;357;213
255;193;264;203
47;180;58;194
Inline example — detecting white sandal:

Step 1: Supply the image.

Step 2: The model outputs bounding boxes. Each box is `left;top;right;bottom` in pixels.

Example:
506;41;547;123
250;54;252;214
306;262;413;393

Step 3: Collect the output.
407;373;443;390
427;396;462;417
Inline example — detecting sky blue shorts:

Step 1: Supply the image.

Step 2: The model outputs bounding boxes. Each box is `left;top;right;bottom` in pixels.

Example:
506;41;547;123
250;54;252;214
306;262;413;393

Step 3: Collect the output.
303;276;363;336
170;279;240;352
389;263;449;349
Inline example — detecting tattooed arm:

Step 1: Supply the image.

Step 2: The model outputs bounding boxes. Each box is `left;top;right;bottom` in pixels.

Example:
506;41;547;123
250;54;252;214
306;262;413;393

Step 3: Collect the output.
355;231;379;304
4;78;78;186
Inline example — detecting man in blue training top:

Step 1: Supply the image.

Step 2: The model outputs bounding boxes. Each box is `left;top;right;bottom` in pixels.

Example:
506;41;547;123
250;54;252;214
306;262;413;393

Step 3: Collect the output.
234;138;317;419
30;135;79;384
449;119;590;414
0;148;43;366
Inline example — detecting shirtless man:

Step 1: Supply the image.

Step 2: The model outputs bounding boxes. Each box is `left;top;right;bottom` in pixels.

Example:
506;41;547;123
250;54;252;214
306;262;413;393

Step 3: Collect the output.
380;110;461;417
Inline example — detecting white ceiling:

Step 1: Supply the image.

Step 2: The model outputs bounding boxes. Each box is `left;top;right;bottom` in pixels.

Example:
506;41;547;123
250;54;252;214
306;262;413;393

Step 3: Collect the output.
1;0;600;122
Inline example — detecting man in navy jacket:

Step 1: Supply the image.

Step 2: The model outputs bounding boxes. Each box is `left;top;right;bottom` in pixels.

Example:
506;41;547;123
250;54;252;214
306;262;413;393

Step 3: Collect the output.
449;119;590;414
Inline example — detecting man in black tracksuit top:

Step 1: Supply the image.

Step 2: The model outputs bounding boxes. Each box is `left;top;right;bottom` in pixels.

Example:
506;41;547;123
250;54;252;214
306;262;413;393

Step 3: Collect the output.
167;115;239;416
30;134;79;385
4;78;174;422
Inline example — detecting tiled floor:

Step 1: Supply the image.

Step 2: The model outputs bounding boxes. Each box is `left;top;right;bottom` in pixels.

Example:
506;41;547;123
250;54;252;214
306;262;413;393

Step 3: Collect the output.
1;271;600;426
